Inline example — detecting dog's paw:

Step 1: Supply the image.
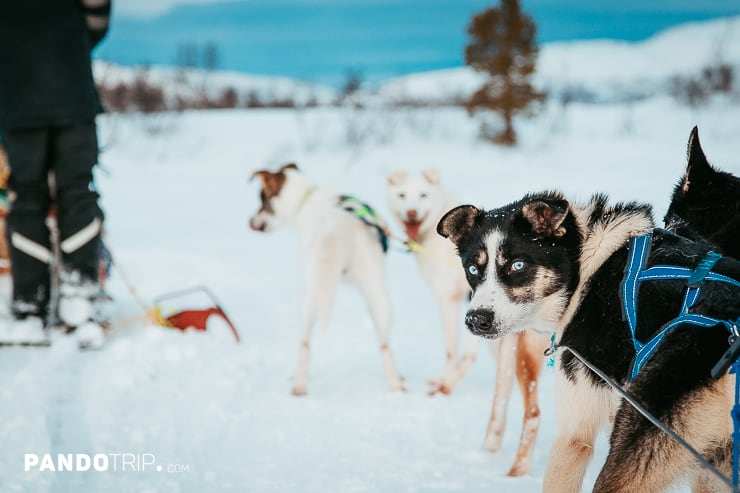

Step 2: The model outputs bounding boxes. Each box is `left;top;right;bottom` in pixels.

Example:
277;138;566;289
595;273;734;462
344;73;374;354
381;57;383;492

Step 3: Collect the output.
389;381;406;393
427;381;453;396
506;463;529;477
482;434;502;452
291;385;308;396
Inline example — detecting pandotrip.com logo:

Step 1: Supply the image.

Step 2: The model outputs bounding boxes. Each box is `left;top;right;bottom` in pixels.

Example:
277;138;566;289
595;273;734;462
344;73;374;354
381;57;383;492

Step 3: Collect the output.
24;453;190;474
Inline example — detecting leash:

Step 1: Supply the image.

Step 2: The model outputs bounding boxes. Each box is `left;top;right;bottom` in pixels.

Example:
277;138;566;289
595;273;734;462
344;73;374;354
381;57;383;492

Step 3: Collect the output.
562;345;737;491
108;254;171;327
404;239;461;268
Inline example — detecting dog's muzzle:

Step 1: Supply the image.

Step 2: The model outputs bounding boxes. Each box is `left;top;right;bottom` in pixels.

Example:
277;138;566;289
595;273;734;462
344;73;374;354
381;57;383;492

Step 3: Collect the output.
465;309;497;337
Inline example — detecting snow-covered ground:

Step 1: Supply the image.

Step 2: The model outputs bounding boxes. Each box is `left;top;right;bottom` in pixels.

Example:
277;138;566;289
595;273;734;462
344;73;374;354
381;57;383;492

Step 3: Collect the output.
3;18;740;493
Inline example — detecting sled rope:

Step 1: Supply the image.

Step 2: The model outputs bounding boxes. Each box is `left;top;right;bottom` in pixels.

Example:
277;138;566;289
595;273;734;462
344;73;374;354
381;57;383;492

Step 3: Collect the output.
404;239;461;268
110;257;171;327
564;346;736;491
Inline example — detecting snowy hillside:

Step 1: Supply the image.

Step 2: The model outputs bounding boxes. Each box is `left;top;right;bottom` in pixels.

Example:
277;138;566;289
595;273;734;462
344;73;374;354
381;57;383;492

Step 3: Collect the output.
93;17;740;108
2;17;740;493
376;16;740;104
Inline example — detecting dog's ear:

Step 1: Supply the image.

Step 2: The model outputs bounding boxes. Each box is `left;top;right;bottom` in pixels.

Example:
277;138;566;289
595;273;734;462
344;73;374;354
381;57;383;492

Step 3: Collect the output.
249;170;266;183
387;171;408;186
437;205;480;245
421;168;440;185
249;170;286;197
522;198;570;237
280;163;299;173
682;126;711;192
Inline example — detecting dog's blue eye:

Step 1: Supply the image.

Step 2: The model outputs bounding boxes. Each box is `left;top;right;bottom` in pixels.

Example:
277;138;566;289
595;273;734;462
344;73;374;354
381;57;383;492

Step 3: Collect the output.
511;261;525;272
468;265;479;276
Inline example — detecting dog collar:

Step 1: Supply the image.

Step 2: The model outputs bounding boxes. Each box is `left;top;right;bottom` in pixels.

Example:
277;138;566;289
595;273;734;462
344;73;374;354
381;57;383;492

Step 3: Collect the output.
297;187;317;210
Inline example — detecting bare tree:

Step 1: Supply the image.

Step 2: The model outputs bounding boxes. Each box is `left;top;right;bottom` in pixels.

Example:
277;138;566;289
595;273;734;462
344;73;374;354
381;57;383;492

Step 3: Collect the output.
464;0;543;145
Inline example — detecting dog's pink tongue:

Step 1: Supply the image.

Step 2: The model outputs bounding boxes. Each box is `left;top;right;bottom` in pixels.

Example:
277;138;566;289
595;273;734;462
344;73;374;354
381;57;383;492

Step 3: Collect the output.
405;221;421;241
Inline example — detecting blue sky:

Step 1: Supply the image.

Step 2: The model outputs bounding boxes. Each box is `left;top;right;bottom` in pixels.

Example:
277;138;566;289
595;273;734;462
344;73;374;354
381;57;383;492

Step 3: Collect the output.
98;0;740;85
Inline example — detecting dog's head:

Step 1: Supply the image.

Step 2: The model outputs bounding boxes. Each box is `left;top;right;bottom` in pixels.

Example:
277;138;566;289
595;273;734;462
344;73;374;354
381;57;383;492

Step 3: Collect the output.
387;168;444;241
248;163;300;233
665;127;740;258
437;193;580;339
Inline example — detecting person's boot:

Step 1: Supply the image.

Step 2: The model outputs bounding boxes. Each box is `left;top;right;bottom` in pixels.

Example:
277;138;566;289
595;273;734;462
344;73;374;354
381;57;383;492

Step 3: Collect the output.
0;313;49;346
58;271;104;349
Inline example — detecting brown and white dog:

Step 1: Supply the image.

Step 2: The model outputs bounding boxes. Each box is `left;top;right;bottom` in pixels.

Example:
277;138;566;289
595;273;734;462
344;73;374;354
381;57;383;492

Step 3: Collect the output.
249;163;404;396
387;169;547;476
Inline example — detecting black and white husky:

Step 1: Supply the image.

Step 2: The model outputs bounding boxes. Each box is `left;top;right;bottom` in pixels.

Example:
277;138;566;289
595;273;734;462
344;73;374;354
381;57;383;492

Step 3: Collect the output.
438;165;740;489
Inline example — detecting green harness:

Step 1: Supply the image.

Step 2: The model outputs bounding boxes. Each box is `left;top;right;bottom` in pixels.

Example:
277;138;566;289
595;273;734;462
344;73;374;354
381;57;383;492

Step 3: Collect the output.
338;195;389;253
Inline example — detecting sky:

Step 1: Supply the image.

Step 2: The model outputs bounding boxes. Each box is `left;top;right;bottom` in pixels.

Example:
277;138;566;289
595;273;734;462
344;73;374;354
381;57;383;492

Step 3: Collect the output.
97;0;740;85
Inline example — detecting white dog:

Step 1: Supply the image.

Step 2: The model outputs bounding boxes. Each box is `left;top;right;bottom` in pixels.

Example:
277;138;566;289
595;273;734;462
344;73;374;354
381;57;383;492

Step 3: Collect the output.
249;163;404;396
387;169;547;476
387;169;477;394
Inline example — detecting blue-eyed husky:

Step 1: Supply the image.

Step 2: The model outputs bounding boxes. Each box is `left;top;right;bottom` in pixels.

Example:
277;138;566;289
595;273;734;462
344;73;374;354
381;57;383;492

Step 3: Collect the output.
437;129;740;492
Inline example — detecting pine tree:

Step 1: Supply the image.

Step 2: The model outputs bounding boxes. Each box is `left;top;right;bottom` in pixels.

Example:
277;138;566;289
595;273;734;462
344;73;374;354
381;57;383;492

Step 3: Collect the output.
464;0;543;145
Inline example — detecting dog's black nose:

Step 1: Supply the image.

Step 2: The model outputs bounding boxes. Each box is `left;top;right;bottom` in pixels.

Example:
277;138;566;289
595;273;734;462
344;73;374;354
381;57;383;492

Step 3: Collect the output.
465;309;495;335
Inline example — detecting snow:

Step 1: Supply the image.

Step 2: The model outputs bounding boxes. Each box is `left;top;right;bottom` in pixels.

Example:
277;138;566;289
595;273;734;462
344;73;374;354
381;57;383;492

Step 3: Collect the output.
2;17;740;493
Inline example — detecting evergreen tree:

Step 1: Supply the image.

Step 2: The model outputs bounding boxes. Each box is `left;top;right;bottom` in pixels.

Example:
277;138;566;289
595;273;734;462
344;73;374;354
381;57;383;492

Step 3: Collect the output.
465;0;543;145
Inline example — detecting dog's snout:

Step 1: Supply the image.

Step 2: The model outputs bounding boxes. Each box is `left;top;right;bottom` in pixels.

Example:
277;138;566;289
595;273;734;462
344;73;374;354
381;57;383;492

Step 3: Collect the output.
465;309;494;336
407;209;418;220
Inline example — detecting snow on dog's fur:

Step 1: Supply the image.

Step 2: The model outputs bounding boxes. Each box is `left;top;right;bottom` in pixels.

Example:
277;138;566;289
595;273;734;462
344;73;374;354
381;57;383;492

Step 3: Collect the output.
387;169;547;476
249;163;404;395
439;177;740;491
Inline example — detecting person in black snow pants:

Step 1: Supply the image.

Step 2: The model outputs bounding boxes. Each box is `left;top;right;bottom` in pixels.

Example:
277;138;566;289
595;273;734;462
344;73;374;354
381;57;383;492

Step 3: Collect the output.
0;0;111;348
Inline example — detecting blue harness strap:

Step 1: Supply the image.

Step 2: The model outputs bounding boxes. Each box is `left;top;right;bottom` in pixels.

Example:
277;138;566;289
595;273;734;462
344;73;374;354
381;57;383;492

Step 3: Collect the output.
621;234;740;380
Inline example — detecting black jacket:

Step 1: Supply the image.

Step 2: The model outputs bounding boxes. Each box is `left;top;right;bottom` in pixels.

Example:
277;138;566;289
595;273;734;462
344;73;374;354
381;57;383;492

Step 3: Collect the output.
0;0;111;129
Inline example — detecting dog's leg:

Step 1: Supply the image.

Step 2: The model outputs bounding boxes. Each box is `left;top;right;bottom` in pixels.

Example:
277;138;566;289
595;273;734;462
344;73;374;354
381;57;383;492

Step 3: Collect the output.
430;299;479;395
445;329;479;393
292;258;342;396
506;331;546;477
593;378;732;493
483;334;517;453
429;295;459;388
353;265;404;392
543;369;612;493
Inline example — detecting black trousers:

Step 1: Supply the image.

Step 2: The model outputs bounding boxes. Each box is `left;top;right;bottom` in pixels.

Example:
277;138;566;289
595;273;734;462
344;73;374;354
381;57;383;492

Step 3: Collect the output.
1;122;102;317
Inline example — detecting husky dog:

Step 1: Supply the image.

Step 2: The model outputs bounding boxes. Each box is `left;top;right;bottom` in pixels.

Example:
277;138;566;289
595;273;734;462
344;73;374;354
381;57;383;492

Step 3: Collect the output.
387;169;476;393
439;189;740;491
249;163;404;395
388;169;547;476
665;126;740;259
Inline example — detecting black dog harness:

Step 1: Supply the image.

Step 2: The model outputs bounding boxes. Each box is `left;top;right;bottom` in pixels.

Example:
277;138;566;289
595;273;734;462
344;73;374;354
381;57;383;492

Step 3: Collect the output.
621;231;740;381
